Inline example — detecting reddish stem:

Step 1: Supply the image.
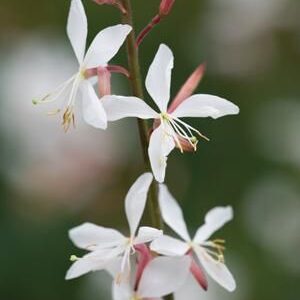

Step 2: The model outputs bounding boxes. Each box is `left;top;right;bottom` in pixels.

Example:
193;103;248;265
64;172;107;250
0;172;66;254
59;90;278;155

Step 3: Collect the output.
136;14;161;47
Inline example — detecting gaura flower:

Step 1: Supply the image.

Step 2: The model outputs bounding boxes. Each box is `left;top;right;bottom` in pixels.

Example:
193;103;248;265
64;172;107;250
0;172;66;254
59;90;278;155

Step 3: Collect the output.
150;184;236;292
33;0;131;131
108;256;191;300
65;173;162;280
102;44;239;182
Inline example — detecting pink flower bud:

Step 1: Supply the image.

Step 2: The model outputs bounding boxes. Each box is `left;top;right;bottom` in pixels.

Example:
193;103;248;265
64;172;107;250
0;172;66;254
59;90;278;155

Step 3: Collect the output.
134;244;153;290
159;0;175;16
189;253;208;290
168;63;206;114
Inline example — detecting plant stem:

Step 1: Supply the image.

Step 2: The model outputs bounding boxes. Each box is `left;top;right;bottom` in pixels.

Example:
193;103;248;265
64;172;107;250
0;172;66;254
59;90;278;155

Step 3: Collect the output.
120;0;163;229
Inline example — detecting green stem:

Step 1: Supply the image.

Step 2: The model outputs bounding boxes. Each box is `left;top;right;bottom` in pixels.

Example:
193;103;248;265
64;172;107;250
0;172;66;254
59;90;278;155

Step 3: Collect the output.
120;0;163;229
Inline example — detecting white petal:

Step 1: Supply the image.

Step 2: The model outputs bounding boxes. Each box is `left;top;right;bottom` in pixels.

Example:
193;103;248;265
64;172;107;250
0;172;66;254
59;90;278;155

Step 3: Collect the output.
102;95;158;121
145;44;174;112
194;246;236;292
83;24;132;68
174;273;206;300
137;256;191;298
125;173;153;235
158;184;191;241
67;0;87;64
69;222;125;250
134;226;163;244
65;250;112;280
148;125;176;183
80;80;107;129
112;281;133;300
172;94;240;119
193;206;233;243
150;235;190;256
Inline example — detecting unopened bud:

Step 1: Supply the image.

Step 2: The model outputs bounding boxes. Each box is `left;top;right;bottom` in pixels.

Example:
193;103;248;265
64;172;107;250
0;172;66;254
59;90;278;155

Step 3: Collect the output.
159;0;175;16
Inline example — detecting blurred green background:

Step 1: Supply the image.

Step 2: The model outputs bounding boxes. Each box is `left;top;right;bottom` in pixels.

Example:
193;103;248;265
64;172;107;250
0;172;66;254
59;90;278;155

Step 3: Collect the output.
1;0;300;299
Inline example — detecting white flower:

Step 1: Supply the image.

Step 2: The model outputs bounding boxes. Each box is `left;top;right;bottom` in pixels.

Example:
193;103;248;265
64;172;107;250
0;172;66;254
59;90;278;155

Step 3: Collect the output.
102;44;239;182
65;172;162;280
33;0;131;130
108;256;191;300
150;184;236;292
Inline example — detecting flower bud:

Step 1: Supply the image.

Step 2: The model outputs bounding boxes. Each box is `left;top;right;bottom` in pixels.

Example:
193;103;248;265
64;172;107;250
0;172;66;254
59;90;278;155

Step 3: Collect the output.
159;0;175;16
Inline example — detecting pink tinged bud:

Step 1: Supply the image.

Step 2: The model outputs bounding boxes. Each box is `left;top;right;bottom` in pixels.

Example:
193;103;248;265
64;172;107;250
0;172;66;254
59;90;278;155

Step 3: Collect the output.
136;15;161;47
97;66;111;97
190;255;208;291
159;0;175;16
134;244;153;291
168;63;206;114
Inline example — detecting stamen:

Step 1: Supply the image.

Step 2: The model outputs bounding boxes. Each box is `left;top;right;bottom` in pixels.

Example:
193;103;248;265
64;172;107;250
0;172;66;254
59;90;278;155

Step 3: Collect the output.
70;255;79;262
173;117;210;141
203;239;226;263
160;115;183;153
33;75;76;105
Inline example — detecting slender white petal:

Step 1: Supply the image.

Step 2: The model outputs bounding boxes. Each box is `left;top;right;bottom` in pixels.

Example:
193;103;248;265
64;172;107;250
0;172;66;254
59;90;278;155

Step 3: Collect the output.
83;24;132;68
150;235;190;256
171;94;240;119
67;0;87;64
80;80;107;129
125;173;153;236
145;44;174;112
65;249;114;280
102;95;158;121
148;125;176;183
194;246;236;292
134;226;163;245
158;184;191;241
193;206;233;243
69;222;125;250
137;256;191;298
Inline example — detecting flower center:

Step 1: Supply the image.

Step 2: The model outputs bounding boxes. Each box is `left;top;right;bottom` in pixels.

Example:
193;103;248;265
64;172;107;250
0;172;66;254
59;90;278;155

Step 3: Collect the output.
159;113;209;152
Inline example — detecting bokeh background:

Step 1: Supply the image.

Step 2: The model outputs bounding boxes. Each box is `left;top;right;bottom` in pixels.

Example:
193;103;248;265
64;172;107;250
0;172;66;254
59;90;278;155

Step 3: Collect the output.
1;0;300;299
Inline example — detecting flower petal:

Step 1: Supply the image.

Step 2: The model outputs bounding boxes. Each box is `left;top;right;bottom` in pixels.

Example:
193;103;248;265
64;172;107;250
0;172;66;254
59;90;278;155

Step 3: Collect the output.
102;95;158;121
125;173;153;235
134;226;163;244
148;125;176;183
80;80;107;129
83;24;132;68
138;256;191;298
194;246;236;292
67;0;87;64
193;206;233;243
158;184;191;241
69;222;125;250
171;94;240;119
145;44;174;112
112;281;133;300
150;235;190;256
65;249;112;280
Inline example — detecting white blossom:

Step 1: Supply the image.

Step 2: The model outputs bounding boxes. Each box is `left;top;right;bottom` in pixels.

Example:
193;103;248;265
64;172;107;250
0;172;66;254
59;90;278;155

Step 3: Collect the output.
33;0;131;130
65;173;162;280
107;256;191;300
102;44;239;182
150;184;236;292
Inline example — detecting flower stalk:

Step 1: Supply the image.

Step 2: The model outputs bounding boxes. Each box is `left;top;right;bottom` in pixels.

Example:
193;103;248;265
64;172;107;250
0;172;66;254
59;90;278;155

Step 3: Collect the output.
120;0;163;230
